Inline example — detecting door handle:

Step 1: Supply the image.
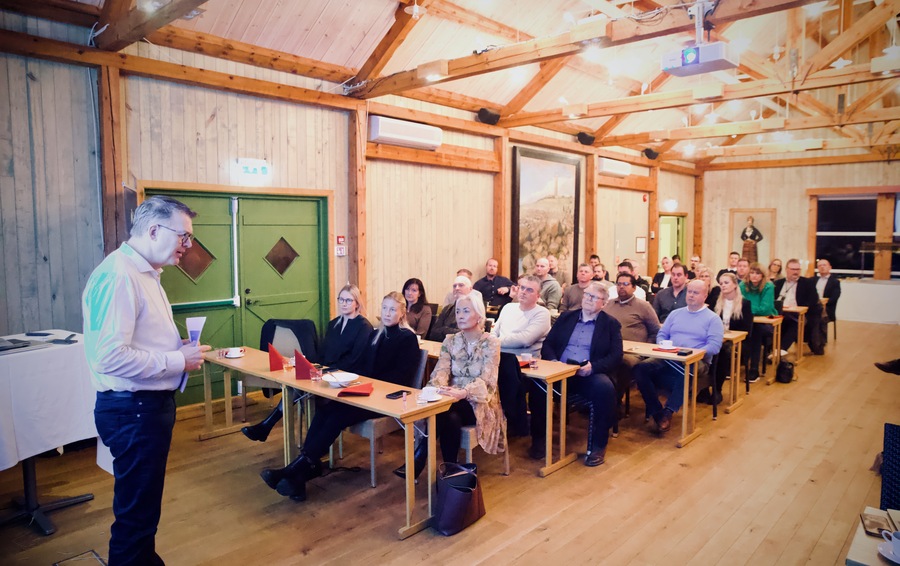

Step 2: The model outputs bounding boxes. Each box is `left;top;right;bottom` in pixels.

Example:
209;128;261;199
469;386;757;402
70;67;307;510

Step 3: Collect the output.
245;298;258;306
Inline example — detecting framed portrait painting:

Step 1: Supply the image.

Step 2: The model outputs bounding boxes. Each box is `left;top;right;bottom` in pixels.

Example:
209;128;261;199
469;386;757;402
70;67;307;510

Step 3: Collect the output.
728;208;776;266
511;147;581;282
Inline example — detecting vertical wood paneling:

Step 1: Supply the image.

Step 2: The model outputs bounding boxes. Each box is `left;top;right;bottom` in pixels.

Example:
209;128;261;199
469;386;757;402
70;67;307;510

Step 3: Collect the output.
0;52;103;335
704;162;900;276
595;187;648;270
365;160;494;317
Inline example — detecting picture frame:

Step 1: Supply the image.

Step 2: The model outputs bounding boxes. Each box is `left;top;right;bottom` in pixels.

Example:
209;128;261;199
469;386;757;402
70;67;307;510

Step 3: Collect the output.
511;147;581;282
635;236;647;254
728;208;776;266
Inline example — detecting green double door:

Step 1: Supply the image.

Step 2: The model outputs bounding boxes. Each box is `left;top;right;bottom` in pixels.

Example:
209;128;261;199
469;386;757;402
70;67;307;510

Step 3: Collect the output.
148;191;329;406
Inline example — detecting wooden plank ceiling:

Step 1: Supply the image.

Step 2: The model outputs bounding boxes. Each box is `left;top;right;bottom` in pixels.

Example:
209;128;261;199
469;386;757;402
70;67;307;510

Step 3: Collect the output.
7;0;900;166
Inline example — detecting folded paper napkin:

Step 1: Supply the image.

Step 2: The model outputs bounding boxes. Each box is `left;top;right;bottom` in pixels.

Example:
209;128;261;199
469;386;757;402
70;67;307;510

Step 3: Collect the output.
652;347;680;353
337;382;373;397
268;344;285;371
519;360;531;368
294;349;316;380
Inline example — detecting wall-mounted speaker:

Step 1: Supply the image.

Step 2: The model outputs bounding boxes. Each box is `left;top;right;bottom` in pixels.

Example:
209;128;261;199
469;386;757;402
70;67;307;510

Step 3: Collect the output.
477;108;501;125
577;132;595;145
642;148;660;160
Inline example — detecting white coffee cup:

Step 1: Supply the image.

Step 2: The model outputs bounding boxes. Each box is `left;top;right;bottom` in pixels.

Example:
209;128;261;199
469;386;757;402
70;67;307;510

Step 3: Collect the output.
421;386;439;399
660;340;674;349
883;531;900;556
520;353;533;364
226;346;245;357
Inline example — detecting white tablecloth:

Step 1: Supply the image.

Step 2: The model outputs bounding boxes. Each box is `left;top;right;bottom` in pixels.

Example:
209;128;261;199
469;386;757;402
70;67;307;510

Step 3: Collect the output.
0;330;100;471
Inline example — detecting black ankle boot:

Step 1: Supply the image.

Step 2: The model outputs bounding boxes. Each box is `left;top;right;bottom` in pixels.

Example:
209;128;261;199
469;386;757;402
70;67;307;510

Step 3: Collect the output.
392;439;428;480
273;454;322;500
241;405;283;442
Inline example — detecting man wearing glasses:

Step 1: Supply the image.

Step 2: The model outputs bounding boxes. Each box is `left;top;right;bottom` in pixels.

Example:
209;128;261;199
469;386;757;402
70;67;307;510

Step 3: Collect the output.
83;195;210;565
492;275;551;436
529;282;622;466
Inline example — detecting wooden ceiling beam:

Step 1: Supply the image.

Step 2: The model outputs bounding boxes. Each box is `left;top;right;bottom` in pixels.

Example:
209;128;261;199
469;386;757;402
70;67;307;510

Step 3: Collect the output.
664;134;900;159
590;72;671;141
873;120;900;144
146;26;356;83
598;107;900;146
801;0;900;76
0;0;98;28
500;56;573;115
428;0;523;42
846;79;900;116
701;152;892;170
499;64;890;128
353;0;434;83
94;0;208;51
350;0;817;98
403;86;498;113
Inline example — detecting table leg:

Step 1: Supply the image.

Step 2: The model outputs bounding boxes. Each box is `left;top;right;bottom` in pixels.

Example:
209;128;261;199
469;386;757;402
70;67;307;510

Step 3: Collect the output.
282;385;295;466
677;360;702;448
203;362;213;431
223;369;233;428
0;457;94;536
796;313;805;365
766;324;782;385
398;415;434;539
198;363;251;441
726;341;744;414
539;379;577;477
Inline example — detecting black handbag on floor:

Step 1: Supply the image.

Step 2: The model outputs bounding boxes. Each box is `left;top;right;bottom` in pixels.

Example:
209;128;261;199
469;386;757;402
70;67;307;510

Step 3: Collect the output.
776;361;794;383
434;462;485;536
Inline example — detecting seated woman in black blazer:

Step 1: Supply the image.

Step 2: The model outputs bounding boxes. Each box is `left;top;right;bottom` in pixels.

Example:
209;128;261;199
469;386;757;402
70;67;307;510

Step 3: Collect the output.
241;284;373;442
699;272;753;405
259;291;420;501
403;277;433;338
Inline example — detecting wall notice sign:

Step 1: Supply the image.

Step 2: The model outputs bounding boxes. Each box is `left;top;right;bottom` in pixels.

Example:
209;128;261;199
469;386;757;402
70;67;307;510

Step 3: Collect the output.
335;245;347;257
337;235;346;245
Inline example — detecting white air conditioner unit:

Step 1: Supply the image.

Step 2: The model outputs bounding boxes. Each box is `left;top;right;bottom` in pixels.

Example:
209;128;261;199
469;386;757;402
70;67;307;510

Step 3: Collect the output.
597;157;632;177
368;115;443;151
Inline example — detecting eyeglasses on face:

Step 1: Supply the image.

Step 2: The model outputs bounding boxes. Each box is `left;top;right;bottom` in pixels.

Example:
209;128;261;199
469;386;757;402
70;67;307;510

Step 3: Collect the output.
337;297;355;304
583;293;604;302
616;282;632;287
156;224;194;245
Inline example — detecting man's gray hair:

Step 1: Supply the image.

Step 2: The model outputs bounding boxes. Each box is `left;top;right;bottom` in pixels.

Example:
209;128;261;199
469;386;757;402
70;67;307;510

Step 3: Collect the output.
131;195;197;238
585;281;609;299
518;274;542;287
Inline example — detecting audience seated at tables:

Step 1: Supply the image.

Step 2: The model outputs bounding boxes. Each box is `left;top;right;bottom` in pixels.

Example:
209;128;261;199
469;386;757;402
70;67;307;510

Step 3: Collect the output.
633;280;723;434
774;258;825;356
653;263;688;323
473;258;514;309
559;263;595;313
395;295;505;480
768;258;784;282
815;258;841;343
491;274;551;436
617;261;647;301
442;268;484;307
696;265;720;307
651;256;673;294
530;282;622;466
740;262;777;383
241;284;373;443
602;272;661;409
716;251;740;281
735;257;751;283
259;292;420;501
533;257;562;310
430;276;475;342
699;272;753;405
403;278;432;338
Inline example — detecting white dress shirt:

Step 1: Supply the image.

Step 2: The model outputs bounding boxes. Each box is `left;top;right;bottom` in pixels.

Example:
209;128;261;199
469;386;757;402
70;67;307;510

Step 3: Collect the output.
82;243;186;392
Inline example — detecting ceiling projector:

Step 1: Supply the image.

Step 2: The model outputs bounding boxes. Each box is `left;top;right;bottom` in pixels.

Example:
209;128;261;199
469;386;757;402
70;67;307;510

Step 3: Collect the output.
661;41;738;76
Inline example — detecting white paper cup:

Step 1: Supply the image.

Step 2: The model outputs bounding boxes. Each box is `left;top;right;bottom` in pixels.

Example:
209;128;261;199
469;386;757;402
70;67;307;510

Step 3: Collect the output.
660;340;674;349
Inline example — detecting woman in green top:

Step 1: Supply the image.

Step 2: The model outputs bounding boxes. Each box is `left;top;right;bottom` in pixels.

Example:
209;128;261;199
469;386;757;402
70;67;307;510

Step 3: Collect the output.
740;263;777;382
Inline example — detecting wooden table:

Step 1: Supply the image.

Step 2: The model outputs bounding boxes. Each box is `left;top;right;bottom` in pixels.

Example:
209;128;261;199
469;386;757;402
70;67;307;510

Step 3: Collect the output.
203;348;453;539
422;339;580;477
622;340;706;448
782;305;809;364
845;506;900;565
753;316;784;385
723;330;748;414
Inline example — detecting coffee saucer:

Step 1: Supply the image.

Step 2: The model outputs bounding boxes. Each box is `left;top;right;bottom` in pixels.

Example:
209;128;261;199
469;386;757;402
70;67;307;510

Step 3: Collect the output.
225;353;245;359
419;394;442;402
879;542;900;565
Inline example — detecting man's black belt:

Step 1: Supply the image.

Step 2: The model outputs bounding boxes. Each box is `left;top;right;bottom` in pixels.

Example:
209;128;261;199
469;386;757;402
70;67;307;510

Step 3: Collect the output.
98;389;176;398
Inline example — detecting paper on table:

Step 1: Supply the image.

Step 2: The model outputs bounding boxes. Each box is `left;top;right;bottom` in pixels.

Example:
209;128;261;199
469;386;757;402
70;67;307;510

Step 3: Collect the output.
186;316;206;346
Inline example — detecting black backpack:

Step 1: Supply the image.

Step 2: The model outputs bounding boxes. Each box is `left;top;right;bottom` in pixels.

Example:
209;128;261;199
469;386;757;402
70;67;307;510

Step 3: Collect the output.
776;361;794;383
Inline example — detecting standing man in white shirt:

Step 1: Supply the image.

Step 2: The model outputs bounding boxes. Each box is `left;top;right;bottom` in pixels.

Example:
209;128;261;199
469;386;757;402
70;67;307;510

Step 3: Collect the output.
492;274;551;436
83;196;210;566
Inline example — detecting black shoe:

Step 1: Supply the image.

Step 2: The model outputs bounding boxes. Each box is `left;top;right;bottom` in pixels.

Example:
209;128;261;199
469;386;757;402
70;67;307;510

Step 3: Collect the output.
696;389;711;404
585;446;606;467
241;405;284;442
875;359;900;375
393;439;428;480
528;441;546;460
262;453;320;495
746;370;760;384
656;409;673;433
276;477;307;500
709;391;723;405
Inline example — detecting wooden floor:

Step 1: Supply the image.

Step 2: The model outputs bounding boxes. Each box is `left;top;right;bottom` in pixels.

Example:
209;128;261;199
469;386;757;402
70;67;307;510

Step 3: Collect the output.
2;321;898;565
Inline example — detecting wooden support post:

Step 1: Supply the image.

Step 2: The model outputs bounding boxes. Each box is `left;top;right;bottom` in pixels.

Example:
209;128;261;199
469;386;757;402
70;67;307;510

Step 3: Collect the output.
493;136;510;272
99;65;126;254
693;173;704;260
648;167;659;275
807;196;818;276
584;154;597;260
874;193;894;280
348;104;368;306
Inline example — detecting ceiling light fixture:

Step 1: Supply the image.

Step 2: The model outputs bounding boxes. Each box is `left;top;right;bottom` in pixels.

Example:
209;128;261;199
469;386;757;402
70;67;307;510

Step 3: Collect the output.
404;0;426;20
831;57;852;69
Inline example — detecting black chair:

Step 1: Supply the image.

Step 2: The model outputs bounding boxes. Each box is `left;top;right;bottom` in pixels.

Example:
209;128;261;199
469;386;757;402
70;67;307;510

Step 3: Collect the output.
253;319;320;400
424;302;439;339
882;423;900;511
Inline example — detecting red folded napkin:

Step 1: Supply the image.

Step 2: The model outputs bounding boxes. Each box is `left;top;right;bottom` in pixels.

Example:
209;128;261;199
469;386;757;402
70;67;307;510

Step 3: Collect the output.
652;347;680;353
294;349;316;380
337;382;373;397
268;344;286;371
519;360;531;368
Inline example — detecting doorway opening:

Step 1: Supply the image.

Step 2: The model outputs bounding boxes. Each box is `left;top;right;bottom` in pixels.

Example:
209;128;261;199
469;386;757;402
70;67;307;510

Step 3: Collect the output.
657;214;686;270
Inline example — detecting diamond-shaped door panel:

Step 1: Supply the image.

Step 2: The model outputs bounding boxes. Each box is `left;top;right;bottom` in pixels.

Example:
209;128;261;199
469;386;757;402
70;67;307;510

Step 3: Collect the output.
177;238;216;282
264;237;300;277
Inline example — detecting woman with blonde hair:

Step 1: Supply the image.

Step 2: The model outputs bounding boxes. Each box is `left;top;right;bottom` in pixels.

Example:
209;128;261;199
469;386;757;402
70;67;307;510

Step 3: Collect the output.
259;291;420;501
698;272;753;404
767;259;784;281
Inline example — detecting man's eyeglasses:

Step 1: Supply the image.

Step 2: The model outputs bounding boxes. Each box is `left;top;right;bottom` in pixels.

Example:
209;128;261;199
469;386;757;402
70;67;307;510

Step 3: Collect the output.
583;293;604;302
616;282;632;287
157;224;194;245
